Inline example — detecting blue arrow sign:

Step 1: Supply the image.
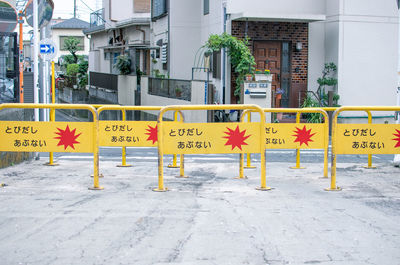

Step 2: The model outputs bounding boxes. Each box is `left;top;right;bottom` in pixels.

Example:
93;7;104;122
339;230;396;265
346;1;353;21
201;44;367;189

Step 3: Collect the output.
40;44;53;54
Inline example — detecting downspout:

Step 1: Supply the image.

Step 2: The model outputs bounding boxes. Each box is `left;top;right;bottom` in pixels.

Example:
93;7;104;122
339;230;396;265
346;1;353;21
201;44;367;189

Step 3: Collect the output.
136;26;146;72
222;0;227;104
167;0;171;76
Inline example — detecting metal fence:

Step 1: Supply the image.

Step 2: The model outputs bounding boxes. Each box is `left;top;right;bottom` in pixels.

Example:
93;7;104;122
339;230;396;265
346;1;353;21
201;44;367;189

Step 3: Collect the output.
148;77;191;101
89;71;118;92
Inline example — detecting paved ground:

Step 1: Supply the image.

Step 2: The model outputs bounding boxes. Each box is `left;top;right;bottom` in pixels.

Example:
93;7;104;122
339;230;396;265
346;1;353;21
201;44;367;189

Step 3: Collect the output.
0;150;399;265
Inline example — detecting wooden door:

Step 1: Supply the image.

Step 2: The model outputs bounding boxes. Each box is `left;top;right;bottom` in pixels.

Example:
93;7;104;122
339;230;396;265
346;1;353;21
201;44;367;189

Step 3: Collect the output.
254;41;281;92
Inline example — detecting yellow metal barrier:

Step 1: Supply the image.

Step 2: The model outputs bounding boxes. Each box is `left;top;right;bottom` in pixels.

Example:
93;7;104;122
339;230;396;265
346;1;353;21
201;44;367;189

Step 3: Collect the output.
243;112;256;169
155;104;270;192
327;106;400;191
46;61;58;166
96;105;184;169
240;108;329;178
0;103;103;190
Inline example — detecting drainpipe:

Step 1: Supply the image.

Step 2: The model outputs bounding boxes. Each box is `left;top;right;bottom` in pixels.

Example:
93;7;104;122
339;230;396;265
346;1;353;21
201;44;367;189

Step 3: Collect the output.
221;0;227;104
167;0;171;76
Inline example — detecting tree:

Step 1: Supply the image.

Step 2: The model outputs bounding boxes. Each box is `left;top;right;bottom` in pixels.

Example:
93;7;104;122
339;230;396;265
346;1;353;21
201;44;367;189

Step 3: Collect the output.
64;37;80;63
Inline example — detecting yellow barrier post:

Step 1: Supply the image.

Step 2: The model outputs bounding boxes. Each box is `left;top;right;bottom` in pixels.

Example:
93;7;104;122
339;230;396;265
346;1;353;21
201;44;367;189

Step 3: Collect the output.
45;61;58;166
117;109;132;167
290;111;305;169
244;112;256;169
364;111;376;169
0;103;103;190
168;111;184;169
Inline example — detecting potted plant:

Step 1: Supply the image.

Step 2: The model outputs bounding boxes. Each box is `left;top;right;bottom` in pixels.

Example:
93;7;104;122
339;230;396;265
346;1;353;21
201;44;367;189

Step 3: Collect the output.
175;87;182;98
254;69;272;81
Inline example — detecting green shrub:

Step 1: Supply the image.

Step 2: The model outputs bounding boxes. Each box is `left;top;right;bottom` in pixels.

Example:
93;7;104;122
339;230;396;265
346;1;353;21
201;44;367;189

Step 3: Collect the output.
66;64;79;77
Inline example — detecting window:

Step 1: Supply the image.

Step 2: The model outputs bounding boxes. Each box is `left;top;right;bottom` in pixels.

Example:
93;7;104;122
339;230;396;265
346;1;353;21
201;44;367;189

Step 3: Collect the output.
59;36;84;51
152;0;167;20
204;0;209;15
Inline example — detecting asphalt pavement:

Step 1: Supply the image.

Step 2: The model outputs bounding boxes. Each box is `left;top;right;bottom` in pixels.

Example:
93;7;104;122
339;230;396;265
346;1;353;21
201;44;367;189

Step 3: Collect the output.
0;148;399;264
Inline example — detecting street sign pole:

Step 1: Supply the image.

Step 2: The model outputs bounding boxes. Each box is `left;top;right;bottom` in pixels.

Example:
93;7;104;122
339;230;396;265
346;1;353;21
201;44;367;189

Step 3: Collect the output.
33;0;39;121
18;11;24;103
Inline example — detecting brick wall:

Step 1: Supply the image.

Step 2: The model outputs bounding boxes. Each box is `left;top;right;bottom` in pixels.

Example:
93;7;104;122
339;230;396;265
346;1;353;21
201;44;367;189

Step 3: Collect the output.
231;21;308;106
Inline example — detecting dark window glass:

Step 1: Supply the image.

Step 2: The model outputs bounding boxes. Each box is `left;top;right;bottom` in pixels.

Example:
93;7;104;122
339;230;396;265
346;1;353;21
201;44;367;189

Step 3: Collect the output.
152;0;167;19
204;0;209;15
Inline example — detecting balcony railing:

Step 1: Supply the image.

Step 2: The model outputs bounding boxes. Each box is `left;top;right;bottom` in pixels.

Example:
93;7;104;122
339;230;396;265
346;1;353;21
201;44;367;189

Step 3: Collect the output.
90;8;105;28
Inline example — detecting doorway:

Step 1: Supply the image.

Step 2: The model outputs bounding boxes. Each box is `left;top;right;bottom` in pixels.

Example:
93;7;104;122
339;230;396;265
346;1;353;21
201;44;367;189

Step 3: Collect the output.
254;41;291;108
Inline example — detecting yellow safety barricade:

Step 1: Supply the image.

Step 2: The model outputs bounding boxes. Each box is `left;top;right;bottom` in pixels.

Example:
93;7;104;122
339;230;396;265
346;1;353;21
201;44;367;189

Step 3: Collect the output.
240;108;329;178
156;104;269;192
96;105;184;169
0;103;103;190
328;106;400;191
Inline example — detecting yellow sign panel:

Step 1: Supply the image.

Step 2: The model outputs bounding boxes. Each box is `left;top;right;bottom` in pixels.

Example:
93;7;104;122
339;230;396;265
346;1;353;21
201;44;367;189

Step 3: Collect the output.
0;121;94;153
162;122;261;154
336;124;400;154
99;121;158;147
265;123;325;149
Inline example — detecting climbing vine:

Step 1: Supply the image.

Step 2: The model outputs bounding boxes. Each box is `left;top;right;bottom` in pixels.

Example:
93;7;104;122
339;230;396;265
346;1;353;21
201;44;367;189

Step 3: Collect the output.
205;33;255;101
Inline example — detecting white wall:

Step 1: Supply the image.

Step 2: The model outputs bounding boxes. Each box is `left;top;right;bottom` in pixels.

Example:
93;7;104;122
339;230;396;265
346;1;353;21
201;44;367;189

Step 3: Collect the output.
308;22;325;93
88;31;110;73
227;0;325;19
326;0;398;116
169;0;201;80
118;75;137;105
51;29;90;63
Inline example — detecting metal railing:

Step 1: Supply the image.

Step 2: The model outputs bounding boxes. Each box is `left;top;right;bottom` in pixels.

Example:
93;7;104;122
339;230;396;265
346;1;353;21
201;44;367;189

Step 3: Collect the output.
148;77;191;101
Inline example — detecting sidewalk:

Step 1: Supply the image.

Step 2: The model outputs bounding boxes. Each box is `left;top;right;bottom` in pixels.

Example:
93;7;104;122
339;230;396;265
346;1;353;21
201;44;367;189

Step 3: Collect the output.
0;156;399;264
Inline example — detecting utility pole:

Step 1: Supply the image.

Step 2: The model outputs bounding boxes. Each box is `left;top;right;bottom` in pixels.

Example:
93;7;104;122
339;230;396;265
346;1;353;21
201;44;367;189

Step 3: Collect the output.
74;0;77;18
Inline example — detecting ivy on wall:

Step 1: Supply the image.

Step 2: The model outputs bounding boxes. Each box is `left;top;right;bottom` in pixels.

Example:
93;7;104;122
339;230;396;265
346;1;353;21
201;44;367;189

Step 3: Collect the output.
205;33;255;101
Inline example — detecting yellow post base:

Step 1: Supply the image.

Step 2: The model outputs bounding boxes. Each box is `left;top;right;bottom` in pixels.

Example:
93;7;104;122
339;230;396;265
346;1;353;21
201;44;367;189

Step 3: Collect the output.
117;164;132;167
324;187;342;191
244;165;256;169
88;186;104;190
256;186;272;191
363;166;377;169
153;187;169;192
290;166;306;169
44;162;59;166
175;175;189;178
90;174;104;178
168;164;180;168
235;176;248;179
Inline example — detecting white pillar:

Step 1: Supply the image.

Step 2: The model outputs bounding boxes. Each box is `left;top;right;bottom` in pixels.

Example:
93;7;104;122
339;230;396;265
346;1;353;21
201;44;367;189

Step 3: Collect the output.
33;0;39;121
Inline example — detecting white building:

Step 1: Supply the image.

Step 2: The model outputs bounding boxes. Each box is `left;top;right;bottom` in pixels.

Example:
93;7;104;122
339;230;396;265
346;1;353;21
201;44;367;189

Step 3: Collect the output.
149;0;399;119
50;17;90;64
83;0;151;75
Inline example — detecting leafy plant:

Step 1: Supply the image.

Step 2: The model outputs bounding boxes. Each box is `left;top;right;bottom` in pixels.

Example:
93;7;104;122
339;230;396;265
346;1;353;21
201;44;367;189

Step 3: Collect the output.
205;33;255;102
301;94;323;123
114;54;131;75
317;62;339;107
66;64;79;77
64;37;81;63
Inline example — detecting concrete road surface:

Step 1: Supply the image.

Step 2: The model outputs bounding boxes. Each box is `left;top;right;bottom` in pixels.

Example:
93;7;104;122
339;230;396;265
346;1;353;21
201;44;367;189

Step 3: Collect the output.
0;152;399;264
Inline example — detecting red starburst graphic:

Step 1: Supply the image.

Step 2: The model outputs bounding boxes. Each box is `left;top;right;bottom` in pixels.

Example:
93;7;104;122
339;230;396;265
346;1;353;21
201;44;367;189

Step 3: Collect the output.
54;125;82;150
392;129;400;148
145;125;158;144
223;125;251;151
292;125;316;146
